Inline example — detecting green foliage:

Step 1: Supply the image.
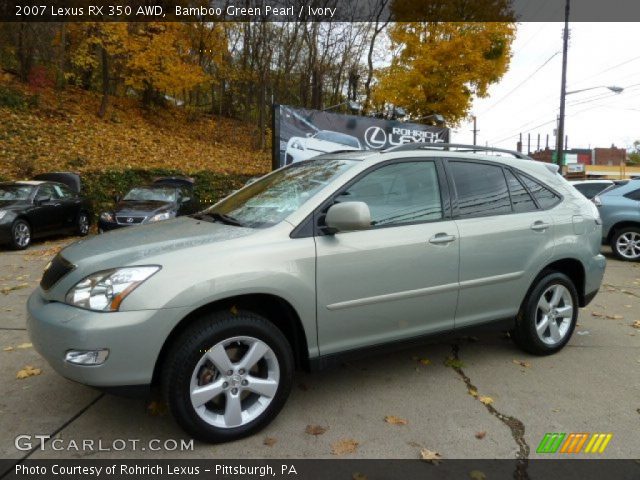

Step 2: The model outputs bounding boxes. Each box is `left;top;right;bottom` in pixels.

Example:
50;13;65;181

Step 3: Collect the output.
81;169;255;218
0;84;33;110
628;140;640;165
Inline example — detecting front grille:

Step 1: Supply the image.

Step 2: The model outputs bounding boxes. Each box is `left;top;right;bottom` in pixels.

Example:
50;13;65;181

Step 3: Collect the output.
40;254;75;290
116;216;146;225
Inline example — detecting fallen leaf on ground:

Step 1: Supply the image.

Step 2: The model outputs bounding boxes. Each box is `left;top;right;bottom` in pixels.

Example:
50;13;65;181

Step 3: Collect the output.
16;342;32;349
3;346;14;352
479;396;494;405
263;437;277;446
352;473;367;480
606;314;624;320
469;470;487;480
1;283;29;294
16;365;41;379
305;424;328;436
385;415;408;425
475;431;486;439
444;357;464;368
420;448;442;464
331;439;359;456
632;321;640;329
146;400;168;416
591;312;605;317
468;388;478;397
512;359;531;368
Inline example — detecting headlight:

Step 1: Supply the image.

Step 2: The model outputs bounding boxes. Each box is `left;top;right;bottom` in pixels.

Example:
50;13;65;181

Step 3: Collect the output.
0;210;7;220
65;266;160;311
147;211;174;223
291;140;304;150
100;212;114;222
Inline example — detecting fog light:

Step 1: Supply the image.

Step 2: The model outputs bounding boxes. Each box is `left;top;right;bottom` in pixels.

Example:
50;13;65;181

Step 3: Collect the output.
65;349;109;365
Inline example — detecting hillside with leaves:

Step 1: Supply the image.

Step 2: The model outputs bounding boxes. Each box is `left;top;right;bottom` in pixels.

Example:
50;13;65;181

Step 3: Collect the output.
0;72;270;181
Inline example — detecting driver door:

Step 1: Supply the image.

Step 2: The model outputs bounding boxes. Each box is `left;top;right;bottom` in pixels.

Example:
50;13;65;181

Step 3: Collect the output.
315;159;459;355
29;184;63;234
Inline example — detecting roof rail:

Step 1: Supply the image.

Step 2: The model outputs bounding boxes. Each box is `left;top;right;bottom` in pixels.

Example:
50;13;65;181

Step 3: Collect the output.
384;142;533;160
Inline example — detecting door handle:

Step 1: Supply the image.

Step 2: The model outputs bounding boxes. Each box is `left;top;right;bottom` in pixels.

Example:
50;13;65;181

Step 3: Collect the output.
530;221;550;232
429;233;456;245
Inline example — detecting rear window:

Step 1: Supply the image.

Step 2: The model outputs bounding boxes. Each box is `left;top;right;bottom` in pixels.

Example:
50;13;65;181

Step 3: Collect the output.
504;170;537;212
518;174;561;209
449;161;512;217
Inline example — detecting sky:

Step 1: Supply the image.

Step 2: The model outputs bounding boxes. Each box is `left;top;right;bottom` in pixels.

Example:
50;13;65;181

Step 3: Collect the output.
451;22;640;152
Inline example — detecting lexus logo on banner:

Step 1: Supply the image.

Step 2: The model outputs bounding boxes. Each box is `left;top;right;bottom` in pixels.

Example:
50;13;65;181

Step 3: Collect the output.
272;105;449;169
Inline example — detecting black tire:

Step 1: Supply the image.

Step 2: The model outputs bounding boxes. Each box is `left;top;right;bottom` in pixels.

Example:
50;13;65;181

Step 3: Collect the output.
10;219;31;250
76;211;90;236
610;227;640;262
162;310;294;443
512;271;579;356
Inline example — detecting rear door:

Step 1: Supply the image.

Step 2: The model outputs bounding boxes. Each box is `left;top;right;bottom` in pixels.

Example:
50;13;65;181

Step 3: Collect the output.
315;159;459;355
52;183;82;230
447;160;556;328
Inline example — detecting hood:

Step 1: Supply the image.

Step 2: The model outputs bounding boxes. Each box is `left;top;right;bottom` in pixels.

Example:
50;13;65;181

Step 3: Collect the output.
114;200;174;216
60;216;255;268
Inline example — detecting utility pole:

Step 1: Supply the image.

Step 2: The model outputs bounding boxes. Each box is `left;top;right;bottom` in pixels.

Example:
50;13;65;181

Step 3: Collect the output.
471;115;478;145
556;0;570;166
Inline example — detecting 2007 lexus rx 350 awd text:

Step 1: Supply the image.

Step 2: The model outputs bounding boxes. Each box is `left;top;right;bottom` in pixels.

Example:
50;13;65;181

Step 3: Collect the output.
27;144;605;443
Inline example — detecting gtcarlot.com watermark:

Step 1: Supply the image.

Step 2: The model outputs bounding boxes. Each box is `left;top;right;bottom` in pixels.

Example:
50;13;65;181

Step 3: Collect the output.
15;435;194;452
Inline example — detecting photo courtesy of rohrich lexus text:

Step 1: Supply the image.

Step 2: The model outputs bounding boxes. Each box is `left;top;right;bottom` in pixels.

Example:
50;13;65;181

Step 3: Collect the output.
0;1;639;479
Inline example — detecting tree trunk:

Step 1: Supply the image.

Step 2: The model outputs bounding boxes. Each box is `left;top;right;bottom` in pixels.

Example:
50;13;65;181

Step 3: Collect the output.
97;46;109;118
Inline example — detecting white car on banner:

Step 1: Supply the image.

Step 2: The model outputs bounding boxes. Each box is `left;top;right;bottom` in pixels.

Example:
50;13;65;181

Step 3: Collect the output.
285;130;362;164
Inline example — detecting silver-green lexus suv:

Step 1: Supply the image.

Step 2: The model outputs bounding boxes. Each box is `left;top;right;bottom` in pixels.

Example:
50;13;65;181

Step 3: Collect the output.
27;144;605;442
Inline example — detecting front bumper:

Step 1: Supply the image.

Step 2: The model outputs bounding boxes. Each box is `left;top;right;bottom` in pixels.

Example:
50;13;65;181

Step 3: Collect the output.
97;219;128;232
26;289;186;388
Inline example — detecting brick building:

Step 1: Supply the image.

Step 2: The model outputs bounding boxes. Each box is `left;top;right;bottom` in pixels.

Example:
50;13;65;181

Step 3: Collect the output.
528;146;627;166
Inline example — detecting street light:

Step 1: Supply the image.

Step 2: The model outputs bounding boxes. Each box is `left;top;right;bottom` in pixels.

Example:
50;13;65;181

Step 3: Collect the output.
566;85;624;95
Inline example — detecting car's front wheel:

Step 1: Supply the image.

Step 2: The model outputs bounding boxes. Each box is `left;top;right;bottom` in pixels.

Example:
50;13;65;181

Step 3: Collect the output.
76;212;90;236
512;271;578;355
610;227;640;262
10;219;31;250
162;310;294;443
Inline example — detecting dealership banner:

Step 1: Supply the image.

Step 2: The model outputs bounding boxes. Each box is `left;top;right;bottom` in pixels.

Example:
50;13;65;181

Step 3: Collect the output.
272;105;449;170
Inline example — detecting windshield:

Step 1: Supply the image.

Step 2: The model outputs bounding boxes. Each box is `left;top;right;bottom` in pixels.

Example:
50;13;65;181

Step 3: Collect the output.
124;187;176;202
0;185;33;201
203;158;357;228
315;131;360;149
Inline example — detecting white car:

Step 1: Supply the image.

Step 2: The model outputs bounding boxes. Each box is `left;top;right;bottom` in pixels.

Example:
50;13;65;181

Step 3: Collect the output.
285;130;362;164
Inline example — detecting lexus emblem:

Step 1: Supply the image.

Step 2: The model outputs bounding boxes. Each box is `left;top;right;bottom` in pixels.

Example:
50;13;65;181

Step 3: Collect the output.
363;126;387;149
126;217;134;223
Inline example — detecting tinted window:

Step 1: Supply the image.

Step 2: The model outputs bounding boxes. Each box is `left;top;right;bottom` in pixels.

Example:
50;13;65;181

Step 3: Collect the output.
38;184;59;199
504;170;537;212
624;188;640;201
573;183;610;199
450;162;511;217
0;185;33;200
518;174;561;209
53;184;76;199
341;161;442;226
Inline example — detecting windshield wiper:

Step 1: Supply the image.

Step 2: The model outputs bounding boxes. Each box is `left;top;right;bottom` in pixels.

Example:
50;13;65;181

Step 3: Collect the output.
192;212;245;227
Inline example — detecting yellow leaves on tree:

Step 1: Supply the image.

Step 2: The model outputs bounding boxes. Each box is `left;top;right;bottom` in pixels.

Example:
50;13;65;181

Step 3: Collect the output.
372;16;516;125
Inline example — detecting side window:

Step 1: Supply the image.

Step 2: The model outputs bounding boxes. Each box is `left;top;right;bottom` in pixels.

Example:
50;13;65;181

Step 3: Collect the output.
340;161;443;226
449;161;511;217
504;170;538;212
37;184;57;200
53;184;75;199
518;174;561;209
624;188;640;201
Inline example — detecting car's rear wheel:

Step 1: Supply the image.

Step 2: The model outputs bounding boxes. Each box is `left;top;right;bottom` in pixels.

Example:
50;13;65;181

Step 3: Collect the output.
610;227;640;261
162;310;294;443
10;219;31;250
512;272;578;355
76;212;90;236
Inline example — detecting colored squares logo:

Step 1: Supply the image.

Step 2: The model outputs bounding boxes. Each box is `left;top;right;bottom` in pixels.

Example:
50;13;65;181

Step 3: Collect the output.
537;433;612;454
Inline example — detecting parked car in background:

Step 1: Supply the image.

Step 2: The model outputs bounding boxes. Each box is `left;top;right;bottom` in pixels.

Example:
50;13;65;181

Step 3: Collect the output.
569;180;614;199
28;144;605;443
285;130;362;164
0;173;91;250
98;177;199;232
594;179;640;261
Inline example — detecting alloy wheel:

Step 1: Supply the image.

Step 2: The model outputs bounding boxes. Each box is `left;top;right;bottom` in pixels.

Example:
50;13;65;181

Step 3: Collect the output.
13;222;30;248
615;231;640;260
79;214;90;235
535;284;573;346
189;336;280;429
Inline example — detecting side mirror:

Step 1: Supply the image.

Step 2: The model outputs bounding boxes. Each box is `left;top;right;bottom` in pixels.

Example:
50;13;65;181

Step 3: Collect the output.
35;195;51;205
114;194;121;204
325;202;371;233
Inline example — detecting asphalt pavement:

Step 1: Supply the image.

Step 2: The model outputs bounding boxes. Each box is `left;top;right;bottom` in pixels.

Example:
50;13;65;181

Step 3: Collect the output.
0;238;638;463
